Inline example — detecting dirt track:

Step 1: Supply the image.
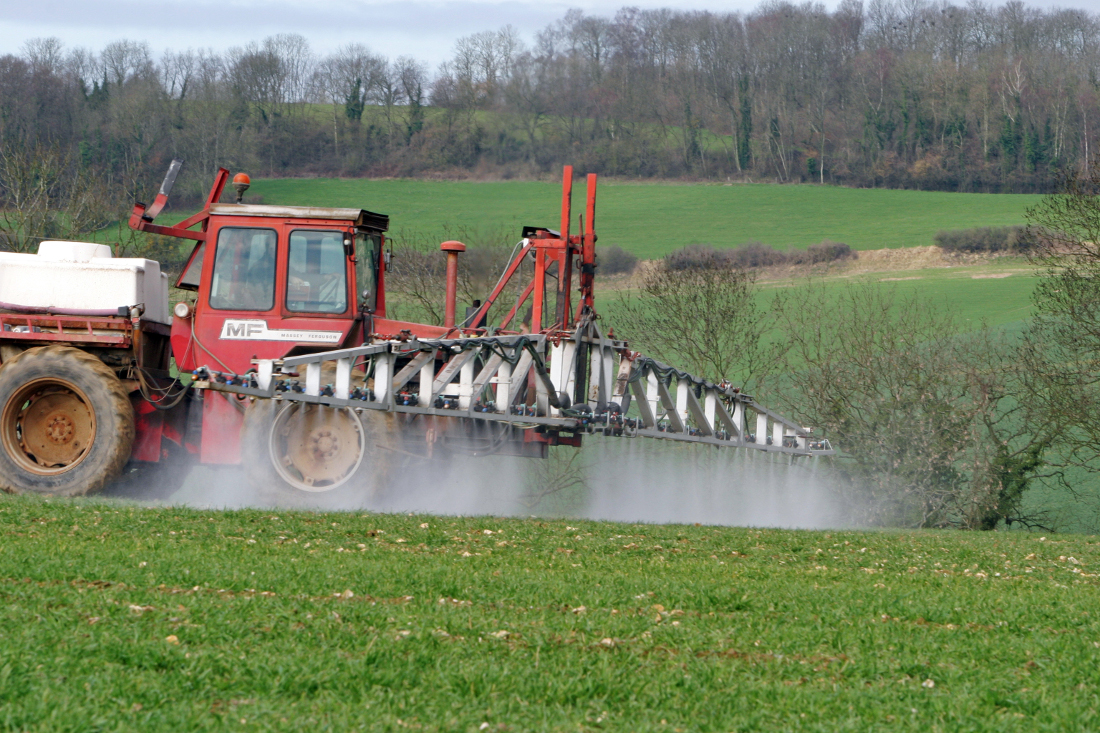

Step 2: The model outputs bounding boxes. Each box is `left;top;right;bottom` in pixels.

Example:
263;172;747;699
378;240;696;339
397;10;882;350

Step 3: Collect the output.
606;247;1033;291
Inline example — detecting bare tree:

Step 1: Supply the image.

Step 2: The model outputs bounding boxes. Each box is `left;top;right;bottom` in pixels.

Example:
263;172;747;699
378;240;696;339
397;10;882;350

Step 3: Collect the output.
771;281;1053;529
22;37;64;74
101;39;155;86
614;259;782;390
0;141;113;253
520;446;590;512
396;57;428;144
314;44;384;156
1020;163;1100;479
386;227;518;326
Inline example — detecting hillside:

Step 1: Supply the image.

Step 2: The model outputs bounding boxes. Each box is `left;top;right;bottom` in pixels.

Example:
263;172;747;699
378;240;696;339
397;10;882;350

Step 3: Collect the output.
246;178;1041;259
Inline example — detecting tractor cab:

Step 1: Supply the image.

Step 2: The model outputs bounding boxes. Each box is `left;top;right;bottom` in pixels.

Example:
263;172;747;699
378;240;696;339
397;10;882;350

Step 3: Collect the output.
129;164;389;375
171;205;388;375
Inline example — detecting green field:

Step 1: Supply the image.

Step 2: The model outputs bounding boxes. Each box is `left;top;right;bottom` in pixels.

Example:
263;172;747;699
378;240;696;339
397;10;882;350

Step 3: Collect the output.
591;263;1041;337
246;178;1042;259
2;496;1098;731
207;177;1047;333
760;264;1040;329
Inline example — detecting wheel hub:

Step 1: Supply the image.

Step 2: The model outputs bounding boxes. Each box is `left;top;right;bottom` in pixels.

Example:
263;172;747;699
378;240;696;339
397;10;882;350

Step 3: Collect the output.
2;381;95;473
309;428;340;460
270;404;364;492
45;413;76;444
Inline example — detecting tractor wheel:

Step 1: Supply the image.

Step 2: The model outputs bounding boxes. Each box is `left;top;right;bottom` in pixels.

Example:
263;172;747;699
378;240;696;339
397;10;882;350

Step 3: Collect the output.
0;346;134;496
241;399;392;508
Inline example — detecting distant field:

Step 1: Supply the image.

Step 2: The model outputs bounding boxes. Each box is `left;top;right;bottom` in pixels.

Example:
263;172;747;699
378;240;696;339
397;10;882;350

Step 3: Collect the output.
592;261;1040;335
2;496;1098;731
247;178;1043;259
759;263;1040;329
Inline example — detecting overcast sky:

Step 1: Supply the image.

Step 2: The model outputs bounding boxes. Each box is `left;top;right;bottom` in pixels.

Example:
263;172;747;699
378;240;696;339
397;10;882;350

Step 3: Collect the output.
2;0;1098;68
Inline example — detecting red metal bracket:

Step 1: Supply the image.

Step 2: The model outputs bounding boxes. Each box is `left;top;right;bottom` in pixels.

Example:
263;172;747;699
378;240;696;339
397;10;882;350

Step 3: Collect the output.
129;165;230;243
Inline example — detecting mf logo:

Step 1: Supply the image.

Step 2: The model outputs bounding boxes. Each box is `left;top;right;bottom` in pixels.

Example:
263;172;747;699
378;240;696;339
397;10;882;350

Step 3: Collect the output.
220;320;267;340
219;319;342;344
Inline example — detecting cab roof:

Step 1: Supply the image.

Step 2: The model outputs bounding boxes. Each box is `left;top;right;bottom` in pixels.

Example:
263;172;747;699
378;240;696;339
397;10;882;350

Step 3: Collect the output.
208;204;388;231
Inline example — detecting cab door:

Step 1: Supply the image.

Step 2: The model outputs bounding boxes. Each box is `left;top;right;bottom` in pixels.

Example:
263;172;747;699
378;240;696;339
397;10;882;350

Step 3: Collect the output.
269;225;357;351
189;222;356;374
189;223;282;374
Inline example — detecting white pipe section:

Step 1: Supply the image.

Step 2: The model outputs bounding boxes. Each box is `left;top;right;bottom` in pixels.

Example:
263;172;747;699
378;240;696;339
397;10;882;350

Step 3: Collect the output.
305;363;321;396
676;379;689;425
256;360;274;391
419;357;435;405
374;353;392;406
458;357;475;410
335;357;352;400
647;372;660;419
496;361;512;409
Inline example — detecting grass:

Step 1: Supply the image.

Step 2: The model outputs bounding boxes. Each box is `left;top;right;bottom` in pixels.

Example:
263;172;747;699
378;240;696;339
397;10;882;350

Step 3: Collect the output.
2;495;1098;731
243;178;1043;259
593;261;1041;335
757;263;1041;330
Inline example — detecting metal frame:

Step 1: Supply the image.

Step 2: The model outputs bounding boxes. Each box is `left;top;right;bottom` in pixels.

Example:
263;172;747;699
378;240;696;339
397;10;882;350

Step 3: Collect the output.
0;314;133;347
193;319;834;457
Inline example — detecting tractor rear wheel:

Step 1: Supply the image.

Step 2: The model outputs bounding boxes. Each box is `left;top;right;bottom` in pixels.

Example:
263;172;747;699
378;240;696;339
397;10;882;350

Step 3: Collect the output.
241;400;392;508
0;346;134;496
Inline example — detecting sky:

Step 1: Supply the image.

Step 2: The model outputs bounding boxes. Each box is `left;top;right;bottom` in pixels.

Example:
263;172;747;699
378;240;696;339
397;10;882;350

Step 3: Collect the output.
2;0;1099;68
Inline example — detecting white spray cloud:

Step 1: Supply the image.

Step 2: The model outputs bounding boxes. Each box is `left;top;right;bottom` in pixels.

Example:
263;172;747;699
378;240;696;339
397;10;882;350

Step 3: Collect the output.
157;433;845;529
578;438;844;529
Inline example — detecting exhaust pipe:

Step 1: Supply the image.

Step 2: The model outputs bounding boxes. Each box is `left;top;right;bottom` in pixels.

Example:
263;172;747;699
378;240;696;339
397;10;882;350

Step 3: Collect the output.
440;240;466;328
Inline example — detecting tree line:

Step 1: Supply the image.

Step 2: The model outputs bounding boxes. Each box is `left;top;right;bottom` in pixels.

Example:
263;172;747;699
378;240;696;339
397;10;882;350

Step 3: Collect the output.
1;0;1099;209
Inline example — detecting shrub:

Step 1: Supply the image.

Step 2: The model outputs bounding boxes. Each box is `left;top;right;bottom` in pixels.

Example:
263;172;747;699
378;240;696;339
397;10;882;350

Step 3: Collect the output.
725;242;789;268
806;240;855;264
598;245;638;275
934;226;1030;253
664;243;728;270
664;241;854;270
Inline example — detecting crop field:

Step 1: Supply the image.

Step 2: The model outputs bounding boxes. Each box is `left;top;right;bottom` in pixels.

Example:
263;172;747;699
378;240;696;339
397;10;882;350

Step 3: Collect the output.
245;178;1042;259
590;261;1040;338
2;495;1098;731
773;261;1039;327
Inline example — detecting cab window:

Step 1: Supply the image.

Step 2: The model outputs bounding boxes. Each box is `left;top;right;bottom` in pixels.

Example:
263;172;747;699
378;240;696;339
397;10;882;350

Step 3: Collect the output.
209;227;277;311
177;242;204;290
286;230;348;314
355;231;381;311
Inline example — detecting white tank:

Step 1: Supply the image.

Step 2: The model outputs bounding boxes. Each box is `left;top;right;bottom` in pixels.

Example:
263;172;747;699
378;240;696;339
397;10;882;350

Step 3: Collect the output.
0;240;171;325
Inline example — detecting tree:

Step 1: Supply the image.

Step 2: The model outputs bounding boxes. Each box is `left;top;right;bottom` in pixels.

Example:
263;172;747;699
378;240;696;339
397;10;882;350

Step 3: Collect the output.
385;227;517;326
396;57;428;144
614;256;782;391
1021;163;1100;476
770;281;1052;529
0;141;113;253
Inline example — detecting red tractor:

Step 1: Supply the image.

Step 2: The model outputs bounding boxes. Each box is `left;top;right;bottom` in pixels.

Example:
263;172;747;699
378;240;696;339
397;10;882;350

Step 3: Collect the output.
0;161;830;501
